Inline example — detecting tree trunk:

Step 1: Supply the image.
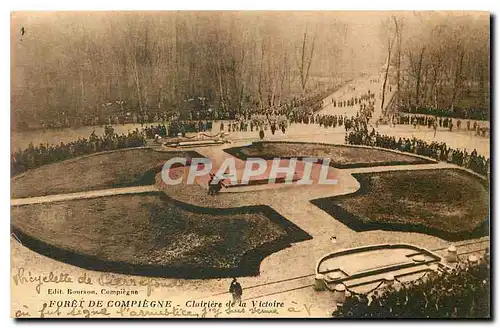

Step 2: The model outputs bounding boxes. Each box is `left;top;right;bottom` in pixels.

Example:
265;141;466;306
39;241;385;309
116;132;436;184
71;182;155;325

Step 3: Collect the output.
258;42;265;110
450;48;465;111
415;46;426;109
380;19;397;112
79;69;85;114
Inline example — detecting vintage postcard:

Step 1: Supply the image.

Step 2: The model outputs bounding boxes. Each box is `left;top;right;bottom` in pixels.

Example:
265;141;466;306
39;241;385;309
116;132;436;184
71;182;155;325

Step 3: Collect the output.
10;11;490;319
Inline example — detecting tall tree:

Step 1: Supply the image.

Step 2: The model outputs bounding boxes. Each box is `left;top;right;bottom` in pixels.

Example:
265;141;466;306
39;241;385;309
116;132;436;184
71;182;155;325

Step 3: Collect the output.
380;16;398;112
297;26;316;95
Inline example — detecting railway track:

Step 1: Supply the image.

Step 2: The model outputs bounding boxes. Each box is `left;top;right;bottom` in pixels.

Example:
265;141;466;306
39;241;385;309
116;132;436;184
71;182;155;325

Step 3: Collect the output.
195;238;490;302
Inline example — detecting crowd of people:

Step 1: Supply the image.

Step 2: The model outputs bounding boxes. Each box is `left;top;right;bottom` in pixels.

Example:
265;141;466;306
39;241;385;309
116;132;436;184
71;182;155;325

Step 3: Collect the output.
395;114;489;137
16;81;345;145
143;124;168;139
142;121;213;139
192;85;338;123
212;87;343;136
12;81;491;179
329;90;376;109
314;114;345;129
11;129;146;176
288;92;376;127
218;114;288;134
402;107;489;121
345;128;490;176
34;111;173;131
333;256;490;318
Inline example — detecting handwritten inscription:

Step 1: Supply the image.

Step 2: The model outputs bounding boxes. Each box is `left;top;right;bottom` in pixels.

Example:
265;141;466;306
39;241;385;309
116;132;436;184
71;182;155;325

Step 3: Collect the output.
12;268;72;294
12;267;183;296
14;300;316;318
12;267;316;318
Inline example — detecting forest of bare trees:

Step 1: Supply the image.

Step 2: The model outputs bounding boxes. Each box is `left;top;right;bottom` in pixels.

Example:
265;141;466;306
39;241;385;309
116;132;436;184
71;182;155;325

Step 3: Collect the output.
12;12;355;129
385;12;490;115
11;11;490;130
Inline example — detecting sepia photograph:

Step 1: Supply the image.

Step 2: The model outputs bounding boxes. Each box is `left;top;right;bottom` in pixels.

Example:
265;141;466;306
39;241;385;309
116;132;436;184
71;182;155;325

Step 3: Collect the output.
9;9;490;319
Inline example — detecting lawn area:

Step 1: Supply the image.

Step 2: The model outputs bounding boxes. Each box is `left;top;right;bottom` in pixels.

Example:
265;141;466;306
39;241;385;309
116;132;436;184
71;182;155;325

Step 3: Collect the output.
11;192;311;278
225;142;434;168
11;149;200;198
311;169;489;241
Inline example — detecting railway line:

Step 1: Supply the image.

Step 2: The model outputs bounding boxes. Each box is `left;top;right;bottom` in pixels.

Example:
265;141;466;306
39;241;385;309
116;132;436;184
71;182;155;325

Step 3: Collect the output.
194;237;489;302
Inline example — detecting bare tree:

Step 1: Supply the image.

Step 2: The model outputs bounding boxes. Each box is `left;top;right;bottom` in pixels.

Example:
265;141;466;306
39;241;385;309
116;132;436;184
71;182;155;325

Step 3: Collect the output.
297;27;316;95
449;37;465;111
380;16;398;112
395;17;404;98
408;46;427;109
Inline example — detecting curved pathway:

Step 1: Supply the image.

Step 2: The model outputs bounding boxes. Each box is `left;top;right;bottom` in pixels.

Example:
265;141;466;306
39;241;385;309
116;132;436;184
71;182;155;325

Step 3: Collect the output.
11;141;488;262
11;170;489;318
11;140;488;259
11;185;159;206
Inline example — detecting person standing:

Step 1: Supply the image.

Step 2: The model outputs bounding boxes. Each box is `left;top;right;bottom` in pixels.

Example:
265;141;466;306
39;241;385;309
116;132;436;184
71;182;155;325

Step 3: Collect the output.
229;278;243;306
259;129;265;140
271;123;276;135
208;173;216;195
